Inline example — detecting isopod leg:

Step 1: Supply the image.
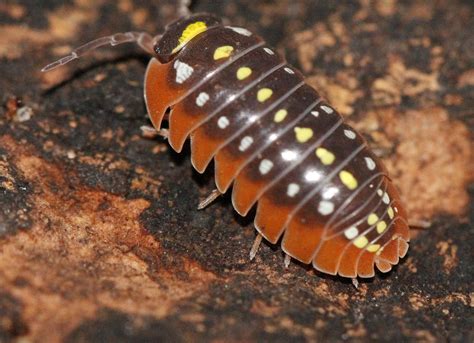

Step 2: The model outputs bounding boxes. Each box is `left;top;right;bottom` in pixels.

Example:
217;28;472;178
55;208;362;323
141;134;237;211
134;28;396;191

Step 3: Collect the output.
284;254;291;268
249;233;263;261
408;219;431;229
197;189;222;210
140;125;169;139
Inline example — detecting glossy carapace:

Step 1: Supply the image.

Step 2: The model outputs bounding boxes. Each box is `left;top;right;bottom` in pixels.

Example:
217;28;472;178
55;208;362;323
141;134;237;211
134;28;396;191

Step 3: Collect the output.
42;13;410;280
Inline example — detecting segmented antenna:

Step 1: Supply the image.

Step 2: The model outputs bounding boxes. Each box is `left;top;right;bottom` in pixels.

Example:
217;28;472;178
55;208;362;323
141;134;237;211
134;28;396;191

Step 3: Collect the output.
178;0;192;17
41;31;158;72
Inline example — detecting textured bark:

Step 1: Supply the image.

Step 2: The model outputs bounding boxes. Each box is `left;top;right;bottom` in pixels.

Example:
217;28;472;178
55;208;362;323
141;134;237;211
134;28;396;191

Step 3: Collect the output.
0;0;472;342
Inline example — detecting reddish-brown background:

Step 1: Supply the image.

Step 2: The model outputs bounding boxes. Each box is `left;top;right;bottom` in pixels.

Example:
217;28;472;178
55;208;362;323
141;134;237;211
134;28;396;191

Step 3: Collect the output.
0;0;472;341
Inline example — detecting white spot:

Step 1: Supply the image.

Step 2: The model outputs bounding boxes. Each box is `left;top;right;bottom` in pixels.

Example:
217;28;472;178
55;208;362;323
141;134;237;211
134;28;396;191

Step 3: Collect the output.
263;47;275;55
365;157;376;170
259;159;273;175
318;201;334;215
369;184;374;188
305;169;322;182
382;192;390;204
217;116;230;129
268;133;278;142
322;187;339;199
196;92;209;107
281;149;297;161
227;26;252;36
174;60;193;84
287;183;300;197
394;206;399;213
284;67;295;74
377;189;383;197
344;129;356;139
321;105;333;114
311;110;319;117
344;226;359;240
248;115;258;123
16;107;32;122
239;136;254;152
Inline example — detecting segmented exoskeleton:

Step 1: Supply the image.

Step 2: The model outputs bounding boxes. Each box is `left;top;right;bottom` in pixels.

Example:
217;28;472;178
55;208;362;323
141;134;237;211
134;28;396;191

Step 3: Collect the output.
43;13;410;279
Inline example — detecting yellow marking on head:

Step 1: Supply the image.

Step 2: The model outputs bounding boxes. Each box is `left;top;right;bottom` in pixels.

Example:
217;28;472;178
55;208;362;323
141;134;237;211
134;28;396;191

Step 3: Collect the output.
367;244;381;253
214;45;234;60
354;236;368;248
274;109;288;123
257;88;273;102
367;213;378;226
315;147;335;165
339;170;358;190
294;127;313;143
172;21;208;53
236;66;252;80
376;221;387;234
388;206;394;219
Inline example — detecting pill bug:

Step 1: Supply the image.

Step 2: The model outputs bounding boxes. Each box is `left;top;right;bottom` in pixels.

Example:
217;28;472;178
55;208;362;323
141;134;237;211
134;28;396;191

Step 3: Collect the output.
42;13;410;279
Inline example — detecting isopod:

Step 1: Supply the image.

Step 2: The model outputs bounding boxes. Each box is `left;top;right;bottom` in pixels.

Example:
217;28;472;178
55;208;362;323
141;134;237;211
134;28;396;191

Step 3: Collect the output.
42;13;410;279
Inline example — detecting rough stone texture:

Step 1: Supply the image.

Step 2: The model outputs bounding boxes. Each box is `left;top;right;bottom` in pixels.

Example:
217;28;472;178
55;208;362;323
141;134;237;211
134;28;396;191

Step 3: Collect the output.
0;0;472;342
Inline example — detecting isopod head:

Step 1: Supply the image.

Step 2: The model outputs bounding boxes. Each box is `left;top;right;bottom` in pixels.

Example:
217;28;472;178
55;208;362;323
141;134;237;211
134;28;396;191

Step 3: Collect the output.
154;13;221;63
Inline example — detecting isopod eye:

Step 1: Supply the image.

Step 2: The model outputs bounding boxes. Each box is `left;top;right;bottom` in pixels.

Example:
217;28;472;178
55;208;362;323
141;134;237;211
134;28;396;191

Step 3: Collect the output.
155;13;221;63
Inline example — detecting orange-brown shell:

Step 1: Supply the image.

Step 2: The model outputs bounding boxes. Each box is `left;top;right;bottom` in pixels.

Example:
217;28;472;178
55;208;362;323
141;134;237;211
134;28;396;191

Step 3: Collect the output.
144;18;409;279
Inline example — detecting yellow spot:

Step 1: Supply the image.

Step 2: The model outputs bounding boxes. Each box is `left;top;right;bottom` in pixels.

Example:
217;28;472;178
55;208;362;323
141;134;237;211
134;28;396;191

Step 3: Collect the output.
172;21;207;53
257;88;273;102
388;206;394;219
376;247;384;256
354;236;368;248
315;147;335;165
214;45;234;60
294;127;313;143
367;213;378;226
236;66;252;80
376;221;387;234
367;244;381;253
339;170;358;190
274;109;288;123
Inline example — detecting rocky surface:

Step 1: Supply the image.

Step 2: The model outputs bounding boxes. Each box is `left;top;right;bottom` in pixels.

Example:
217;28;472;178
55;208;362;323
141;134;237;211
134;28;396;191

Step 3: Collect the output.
0;0;472;341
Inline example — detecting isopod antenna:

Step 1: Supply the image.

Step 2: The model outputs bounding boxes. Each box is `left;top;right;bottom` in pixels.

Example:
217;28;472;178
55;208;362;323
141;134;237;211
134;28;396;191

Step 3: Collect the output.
41;31;161;72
